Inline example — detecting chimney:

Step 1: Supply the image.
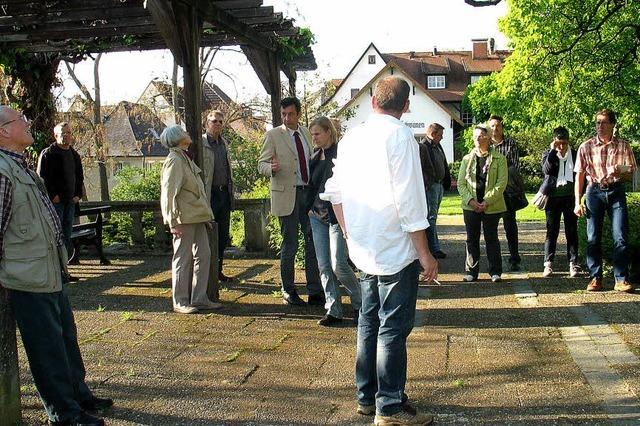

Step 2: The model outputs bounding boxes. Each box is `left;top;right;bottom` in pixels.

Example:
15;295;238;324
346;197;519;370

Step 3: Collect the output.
432;46;438;56
471;38;488;59
488;38;495;55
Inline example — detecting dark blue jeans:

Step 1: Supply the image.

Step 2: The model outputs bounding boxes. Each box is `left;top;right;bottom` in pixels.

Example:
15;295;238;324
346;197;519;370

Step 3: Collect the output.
356;260;419;416
9;285;93;422
210;187;231;268
278;186;322;297
585;184;630;282
53;200;76;258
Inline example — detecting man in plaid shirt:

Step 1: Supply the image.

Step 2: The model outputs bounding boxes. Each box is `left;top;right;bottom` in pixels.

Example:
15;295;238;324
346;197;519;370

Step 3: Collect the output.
574;109;637;293
0;106;111;425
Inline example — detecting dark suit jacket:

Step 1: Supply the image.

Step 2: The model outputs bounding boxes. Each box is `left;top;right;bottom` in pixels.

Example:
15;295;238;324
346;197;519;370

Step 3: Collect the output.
418;138;451;191
540;148;577;196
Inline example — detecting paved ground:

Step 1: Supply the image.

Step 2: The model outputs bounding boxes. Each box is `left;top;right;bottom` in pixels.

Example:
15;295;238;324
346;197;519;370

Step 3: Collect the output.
16;218;640;425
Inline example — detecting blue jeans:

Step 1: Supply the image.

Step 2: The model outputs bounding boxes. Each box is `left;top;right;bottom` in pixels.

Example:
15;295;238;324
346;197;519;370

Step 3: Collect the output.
356;261;419;416
585;184;630;282
53;200;76;258
309;215;361;318
426;183;444;253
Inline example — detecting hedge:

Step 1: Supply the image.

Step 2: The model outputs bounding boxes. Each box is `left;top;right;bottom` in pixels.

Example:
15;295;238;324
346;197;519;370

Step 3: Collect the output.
577;192;640;282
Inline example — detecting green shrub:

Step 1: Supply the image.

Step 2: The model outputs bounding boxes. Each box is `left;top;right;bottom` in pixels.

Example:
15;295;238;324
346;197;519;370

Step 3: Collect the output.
577;192;640;280
104;165;162;247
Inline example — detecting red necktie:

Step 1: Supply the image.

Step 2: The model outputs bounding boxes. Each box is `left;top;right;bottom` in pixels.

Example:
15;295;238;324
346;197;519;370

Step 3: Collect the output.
293;131;309;184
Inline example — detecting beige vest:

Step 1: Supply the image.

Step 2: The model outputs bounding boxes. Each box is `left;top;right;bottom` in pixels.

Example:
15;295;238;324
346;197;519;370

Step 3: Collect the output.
0;151;64;293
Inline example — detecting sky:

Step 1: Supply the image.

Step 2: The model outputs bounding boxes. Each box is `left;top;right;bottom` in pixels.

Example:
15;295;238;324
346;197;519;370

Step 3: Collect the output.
56;0;509;108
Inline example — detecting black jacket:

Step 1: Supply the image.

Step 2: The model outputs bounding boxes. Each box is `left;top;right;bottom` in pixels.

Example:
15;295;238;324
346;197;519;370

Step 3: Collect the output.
37;144;84;202
418;138;451;190
540;148;577;196
305;143;338;224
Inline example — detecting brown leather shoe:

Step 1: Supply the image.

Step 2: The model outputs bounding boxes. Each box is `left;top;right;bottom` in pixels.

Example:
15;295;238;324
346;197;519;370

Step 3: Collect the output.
614;280;635;293
586;277;603;292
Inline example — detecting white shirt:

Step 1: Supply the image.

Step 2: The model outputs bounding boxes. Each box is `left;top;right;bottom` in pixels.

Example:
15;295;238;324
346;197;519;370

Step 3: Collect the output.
321;113;429;275
287;126;310;186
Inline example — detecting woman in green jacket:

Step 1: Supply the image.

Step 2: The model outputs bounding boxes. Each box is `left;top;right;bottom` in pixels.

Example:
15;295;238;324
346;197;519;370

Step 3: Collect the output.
458;124;508;282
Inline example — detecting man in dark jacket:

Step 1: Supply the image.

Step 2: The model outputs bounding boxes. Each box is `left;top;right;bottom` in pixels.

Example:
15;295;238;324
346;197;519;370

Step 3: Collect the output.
418;123;451;259
37;122;84;267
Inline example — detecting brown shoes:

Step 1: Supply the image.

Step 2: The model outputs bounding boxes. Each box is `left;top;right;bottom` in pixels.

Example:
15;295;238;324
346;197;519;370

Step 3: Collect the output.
614;280;635;293
586;278;635;293
586;277;603;292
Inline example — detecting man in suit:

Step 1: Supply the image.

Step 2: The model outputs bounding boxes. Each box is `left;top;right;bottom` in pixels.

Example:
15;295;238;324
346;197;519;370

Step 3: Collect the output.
258;97;323;306
202;110;234;282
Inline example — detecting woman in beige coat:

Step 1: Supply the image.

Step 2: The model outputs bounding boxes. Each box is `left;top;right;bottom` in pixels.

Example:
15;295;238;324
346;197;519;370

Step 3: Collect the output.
160;125;220;314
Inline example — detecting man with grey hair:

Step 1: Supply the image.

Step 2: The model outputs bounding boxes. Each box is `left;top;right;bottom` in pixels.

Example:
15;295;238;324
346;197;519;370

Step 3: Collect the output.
37;121;84;279
0;106;110;426
322;77;438;425
418;122;450;259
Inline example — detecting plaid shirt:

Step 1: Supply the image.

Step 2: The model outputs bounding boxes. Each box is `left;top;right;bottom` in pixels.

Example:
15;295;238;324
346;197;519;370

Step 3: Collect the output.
0;148;64;262
574;136;638;185
492;136;520;171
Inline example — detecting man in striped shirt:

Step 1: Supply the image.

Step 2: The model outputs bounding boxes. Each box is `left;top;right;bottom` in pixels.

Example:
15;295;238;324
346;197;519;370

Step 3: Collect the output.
489;115;522;271
574;109;637;293
0;106;111;425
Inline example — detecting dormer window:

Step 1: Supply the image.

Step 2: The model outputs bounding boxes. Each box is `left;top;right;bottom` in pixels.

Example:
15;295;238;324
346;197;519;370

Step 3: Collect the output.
368;55;376;64
350;88;360;98
427;75;446;89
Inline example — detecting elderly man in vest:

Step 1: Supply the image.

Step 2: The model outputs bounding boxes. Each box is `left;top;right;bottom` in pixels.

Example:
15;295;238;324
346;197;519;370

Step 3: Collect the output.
0;106;111;426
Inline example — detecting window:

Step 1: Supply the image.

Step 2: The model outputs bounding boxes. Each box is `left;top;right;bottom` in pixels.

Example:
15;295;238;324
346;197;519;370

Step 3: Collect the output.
470;75;484;84
350;88;360;98
368;55;376;64
427;75;446;89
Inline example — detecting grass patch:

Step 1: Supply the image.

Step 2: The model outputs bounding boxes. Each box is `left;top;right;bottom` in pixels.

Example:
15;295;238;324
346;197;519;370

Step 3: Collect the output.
451;379;466;388
226;348;245;362
440;192;545;222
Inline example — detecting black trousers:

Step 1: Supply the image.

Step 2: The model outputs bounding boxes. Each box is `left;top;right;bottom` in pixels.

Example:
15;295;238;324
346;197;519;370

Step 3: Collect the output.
463;210;503;277
9;286;94;422
544;195;578;264
211;186;231;269
500;208;521;264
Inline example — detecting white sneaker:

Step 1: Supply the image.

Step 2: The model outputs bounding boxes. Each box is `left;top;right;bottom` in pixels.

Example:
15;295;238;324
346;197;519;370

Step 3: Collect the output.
462;274;476;282
491;274;502;283
173;305;198;314
193;301;223;310
569;262;581;278
374;406;434;425
543;262;553;278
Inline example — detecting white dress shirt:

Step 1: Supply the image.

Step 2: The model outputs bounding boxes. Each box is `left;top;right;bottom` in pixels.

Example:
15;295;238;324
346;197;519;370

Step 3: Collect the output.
321;113;429;275
287;126;310;186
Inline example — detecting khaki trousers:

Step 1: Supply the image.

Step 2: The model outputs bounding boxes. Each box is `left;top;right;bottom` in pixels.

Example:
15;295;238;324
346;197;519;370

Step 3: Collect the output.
171;222;211;308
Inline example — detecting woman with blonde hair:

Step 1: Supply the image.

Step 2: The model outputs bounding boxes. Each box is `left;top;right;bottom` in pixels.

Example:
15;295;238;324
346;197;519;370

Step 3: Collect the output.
457;124;508;283
160;125;221;314
306;116;361;326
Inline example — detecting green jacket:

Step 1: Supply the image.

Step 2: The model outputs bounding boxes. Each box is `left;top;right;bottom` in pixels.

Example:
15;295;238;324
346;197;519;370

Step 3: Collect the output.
457;147;508;214
0;150;65;293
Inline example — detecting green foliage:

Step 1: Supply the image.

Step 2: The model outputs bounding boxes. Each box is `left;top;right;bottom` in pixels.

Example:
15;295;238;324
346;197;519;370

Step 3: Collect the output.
519;155;544;192
104;165;162;247
449;161;461;185
225;129;267;194
465;0;640;142
276;27;315;63
577;193;640;280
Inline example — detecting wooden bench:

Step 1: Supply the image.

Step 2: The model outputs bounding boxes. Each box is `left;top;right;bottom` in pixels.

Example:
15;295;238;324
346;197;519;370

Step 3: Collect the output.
68;205;111;266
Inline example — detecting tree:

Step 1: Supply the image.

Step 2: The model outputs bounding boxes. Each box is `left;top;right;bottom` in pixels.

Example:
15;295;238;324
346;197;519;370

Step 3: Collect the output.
465;0;640;141
64;54;110;202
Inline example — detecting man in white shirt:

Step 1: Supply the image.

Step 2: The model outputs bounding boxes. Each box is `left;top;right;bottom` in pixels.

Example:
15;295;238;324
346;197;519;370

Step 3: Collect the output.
322;76;438;426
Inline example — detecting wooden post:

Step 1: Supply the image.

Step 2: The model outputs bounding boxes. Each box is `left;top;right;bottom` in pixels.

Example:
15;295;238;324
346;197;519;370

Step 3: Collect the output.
0;288;20;423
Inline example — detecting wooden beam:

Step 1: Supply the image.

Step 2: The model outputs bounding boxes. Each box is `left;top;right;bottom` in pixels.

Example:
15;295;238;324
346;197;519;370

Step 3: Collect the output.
242;45;281;125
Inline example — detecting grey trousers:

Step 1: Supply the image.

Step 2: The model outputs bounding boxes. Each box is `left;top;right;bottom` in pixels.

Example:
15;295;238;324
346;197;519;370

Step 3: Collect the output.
171;222;211;308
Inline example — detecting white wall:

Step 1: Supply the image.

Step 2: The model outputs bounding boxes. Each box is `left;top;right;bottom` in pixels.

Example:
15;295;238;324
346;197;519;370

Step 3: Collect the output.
340;71;455;163
332;44;386;107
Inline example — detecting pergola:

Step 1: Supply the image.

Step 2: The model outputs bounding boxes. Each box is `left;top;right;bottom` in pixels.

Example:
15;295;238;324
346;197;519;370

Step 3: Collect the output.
0;1;315;422
0;0;317;164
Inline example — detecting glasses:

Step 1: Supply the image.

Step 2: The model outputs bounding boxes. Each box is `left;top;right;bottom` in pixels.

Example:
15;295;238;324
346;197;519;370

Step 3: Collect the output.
208;119;223;124
0;113;29;127
596;120;611;126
